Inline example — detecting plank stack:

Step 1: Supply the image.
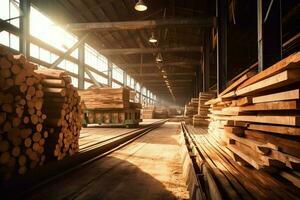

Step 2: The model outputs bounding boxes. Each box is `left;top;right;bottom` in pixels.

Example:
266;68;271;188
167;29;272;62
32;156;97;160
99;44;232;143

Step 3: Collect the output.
154;106;168;119
79;87;141;126
184;98;198;124
142;106;155;119
79;87;130;109
35;68;82;161
206;51;300;187
193;92;215;126
0;47;81;181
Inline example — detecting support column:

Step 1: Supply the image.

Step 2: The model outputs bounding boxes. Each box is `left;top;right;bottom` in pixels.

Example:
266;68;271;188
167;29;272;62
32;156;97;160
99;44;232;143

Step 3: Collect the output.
216;0;228;94
257;0;282;71
204;31;210;92
123;71;127;87
108;60;112;87
78;44;85;89
20;0;30;58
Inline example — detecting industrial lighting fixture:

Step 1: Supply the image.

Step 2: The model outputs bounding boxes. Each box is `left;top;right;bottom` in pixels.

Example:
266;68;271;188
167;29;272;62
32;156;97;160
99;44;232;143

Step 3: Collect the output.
156;53;163;62
134;0;147;12
163;75;167;79
149;32;157;43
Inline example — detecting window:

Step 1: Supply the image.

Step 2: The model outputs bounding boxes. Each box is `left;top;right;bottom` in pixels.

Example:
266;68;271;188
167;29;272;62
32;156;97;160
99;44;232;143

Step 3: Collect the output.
112;81;121;88
112;64;123;83
70;77;78;88
85;44;108;74
84;82;93;89
0;31;19;51
90;71;108;85
0;0;20;28
30;6;78;52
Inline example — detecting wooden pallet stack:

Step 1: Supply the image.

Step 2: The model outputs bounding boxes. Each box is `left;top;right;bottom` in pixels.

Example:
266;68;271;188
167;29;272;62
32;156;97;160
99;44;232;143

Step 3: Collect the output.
35;69;82;161
206;52;300;186
0;47;81;181
78;87;130;109
193;92;215;126
184;98;198;124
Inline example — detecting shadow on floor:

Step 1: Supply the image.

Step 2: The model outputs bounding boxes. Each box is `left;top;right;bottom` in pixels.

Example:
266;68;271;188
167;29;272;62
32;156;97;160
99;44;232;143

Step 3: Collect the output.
21;156;181;200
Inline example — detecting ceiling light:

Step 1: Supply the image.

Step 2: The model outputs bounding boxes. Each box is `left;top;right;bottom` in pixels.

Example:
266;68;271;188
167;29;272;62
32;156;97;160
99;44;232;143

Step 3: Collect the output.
135;0;147;12
163;75;167;79
156;53;163;62
149;32;157;43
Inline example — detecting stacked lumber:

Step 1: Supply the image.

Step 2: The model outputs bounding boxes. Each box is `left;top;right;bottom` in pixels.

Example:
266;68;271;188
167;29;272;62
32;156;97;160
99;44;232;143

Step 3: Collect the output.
184;98;198;124
35;68;82;160
207;52;300;186
0;47;81;181
78;87;130;109
142;106;155;119
193;92;215;126
154;106;168;119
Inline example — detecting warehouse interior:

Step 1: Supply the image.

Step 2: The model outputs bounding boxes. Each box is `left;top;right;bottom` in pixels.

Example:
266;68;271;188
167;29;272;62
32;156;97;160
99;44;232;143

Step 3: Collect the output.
1;0;300;199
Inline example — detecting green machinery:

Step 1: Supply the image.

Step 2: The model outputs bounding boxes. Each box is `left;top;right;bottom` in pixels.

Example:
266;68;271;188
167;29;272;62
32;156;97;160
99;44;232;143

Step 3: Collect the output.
82;108;141;128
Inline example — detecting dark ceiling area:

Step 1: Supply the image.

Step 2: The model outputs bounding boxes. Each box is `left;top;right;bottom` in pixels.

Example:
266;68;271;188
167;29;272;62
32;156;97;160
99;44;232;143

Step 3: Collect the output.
31;0;215;105
30;0;300;105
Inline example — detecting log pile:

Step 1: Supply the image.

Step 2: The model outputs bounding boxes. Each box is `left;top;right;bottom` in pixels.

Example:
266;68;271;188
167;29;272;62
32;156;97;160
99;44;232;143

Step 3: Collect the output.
206;52;300;186
0;47;81;181
193;92;215;126
0;49;46;180
78;87;130;109
35;69;82;160
184;98;198;124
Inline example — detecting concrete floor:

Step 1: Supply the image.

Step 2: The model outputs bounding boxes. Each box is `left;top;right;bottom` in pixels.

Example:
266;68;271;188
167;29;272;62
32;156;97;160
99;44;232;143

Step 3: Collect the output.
25;122;189;200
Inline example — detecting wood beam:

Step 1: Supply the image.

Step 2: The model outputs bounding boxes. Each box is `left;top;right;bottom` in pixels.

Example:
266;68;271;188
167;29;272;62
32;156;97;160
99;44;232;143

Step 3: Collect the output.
131;72;195;77
99;46;203;55
116;61;201;68
141;79;192;83
66;18;214;31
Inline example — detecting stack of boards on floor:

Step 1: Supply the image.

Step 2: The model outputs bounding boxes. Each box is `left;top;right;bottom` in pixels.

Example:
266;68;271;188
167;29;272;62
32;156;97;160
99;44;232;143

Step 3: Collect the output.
184;98;198;124
0;47;81;181
193;92;216;126
79;87;142;124
141;106;169;119
206;51;300;188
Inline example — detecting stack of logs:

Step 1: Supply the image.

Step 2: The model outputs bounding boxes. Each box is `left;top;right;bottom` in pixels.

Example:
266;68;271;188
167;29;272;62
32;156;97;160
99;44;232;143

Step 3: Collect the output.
36;69;81;160
206;51;300;187
184;98;198;124
193;92;215;126
0;47;81;181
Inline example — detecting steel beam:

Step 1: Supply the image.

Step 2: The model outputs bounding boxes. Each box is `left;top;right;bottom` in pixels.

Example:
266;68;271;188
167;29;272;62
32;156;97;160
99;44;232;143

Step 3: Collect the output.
78;43;85;89
66;18;214;31
99;46;203;55
50;33;89;69
108;60;112;87
19;0;30;58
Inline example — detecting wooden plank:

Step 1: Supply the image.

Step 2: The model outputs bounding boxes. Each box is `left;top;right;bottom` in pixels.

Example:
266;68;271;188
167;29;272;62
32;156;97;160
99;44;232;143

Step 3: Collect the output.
220;70;256;96
236;69;300;96
280;171;300;188
252;89;300;103
209;114;300;126
239;100;300;112
245;130;300;158
247;123;300;136
238;52;300;89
